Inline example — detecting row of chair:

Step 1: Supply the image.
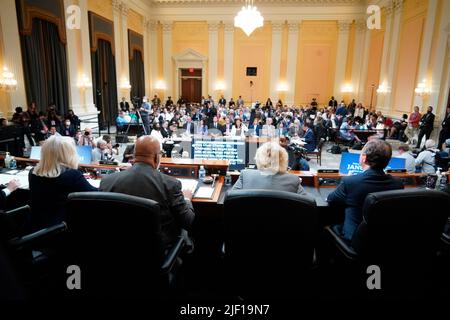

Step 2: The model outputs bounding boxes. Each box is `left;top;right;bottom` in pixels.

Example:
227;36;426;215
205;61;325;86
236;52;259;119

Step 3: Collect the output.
1;188;449;299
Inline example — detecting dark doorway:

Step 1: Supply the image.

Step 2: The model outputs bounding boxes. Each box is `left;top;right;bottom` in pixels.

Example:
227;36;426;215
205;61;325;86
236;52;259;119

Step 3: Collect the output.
180;68;202;103
91;40;118;130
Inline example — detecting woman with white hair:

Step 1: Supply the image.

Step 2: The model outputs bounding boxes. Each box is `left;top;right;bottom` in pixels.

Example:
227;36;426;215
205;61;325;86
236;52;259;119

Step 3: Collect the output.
415;139;438;173
29;136;97;231
232;141;307;194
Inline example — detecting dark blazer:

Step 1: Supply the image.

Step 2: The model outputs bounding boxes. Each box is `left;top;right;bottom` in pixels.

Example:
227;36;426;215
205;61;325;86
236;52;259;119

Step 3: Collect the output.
303;128;316;152
419;111;435;131
183;122;195;134
327;168;404;241
248;123;262;136
60;125;76;137
99;163;195;247
120;101;130;112
209;121;222;131
29;168;98;231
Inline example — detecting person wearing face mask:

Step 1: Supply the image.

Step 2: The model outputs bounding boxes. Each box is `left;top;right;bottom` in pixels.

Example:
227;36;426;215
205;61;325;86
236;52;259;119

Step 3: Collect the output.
139;96;151;135
60;119;75;137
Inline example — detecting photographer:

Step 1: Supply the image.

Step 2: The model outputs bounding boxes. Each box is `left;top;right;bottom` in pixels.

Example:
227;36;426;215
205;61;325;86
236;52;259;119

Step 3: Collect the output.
280;136;310;171
77;128;95;147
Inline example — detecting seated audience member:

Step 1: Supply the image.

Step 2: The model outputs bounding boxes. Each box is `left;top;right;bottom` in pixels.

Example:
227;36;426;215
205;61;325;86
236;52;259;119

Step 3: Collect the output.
92;139;117;164
60;119;75;137
248;118;262;137
415;139;438;173
102;135;119;156
116;110;130;131
160;121;171;138
196;119;209;135
48;126;61;137
122;143;135;163
327;139;404;242
29;136;97;231
231;118;247;138
77;128;95;147
150;122;164;146
182;116;195;135
0;118;8;128
280;136;310;171
397;144;416;173
99;136;195;249
232;141;308;195
339;117;361;145
65;109;80;130
302;122;316;152
222;117;233;136
261;117;276;137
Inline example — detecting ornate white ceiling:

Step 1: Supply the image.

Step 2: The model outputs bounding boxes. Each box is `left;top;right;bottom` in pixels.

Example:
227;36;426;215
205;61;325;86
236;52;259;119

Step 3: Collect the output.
151;0;365;6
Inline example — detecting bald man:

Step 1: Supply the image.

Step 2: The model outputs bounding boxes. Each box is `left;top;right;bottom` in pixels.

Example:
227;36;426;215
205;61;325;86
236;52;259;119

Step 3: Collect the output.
99;136;195;248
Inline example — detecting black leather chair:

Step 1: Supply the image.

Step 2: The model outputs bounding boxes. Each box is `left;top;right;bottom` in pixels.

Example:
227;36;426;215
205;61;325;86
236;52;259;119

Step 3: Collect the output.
223;189;318;298
64;192;185;299
326;189;450;298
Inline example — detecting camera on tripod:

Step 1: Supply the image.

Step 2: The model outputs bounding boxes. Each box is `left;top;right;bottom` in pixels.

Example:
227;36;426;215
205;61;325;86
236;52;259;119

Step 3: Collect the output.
131;96;141;107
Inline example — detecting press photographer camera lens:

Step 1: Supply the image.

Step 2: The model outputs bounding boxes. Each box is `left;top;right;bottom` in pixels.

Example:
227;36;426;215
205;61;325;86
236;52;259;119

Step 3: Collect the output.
84;131;90;136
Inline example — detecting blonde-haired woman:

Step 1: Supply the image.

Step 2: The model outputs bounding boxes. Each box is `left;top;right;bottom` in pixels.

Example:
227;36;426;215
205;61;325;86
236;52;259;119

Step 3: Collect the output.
232;141;307;195
29;136;97;231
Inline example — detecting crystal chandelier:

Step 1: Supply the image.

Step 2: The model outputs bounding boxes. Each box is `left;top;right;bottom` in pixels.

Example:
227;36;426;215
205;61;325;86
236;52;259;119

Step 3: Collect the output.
234;0;264;37
0;67;17;92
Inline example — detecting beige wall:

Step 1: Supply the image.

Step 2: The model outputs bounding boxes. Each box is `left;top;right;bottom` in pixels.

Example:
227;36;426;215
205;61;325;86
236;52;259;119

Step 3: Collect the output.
295;21;338;105
232;24;272;104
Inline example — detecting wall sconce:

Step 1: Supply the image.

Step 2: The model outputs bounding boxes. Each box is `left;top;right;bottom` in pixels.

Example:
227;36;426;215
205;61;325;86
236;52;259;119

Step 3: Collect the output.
78;74;92;90
415;80;431;96
120;77;132;90
341;83;353;93
276;82;288;92
376;82;390;94
0;67;18;91
215;81;225;91
155;80;166;90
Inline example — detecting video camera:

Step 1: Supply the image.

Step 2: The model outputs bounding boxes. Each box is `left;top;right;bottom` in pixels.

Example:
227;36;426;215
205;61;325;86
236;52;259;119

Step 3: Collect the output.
131;96;142;107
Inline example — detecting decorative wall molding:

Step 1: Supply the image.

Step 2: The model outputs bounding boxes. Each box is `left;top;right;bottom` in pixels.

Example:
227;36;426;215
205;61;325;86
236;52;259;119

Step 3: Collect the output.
16;0;67;43
208;21;220;32
162;21;173;32
88;11;115;55
337;20;352;32
287;21;299;32
272;21;284;33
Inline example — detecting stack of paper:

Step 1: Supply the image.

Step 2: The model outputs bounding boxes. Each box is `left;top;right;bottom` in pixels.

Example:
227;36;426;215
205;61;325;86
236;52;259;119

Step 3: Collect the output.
177;178;198;194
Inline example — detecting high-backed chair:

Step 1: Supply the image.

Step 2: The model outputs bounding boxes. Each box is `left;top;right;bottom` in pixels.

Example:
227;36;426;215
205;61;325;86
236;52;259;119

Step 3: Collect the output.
223;189;318;298
326;189;450;298
64;192;185;299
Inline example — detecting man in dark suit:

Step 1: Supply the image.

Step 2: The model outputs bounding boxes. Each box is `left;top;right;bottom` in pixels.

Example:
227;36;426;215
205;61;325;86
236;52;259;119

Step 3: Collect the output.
218;95;226;106
119;97;130;112
302;122;316;152
416;106;435;148
209;116;223;134
328;96;338;108
183;116;195;135
99;136;195;248
327;139;404;242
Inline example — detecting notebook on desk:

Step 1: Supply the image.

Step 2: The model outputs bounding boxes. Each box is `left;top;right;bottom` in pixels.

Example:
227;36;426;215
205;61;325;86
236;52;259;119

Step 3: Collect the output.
194;186;215;199
176;178;198;194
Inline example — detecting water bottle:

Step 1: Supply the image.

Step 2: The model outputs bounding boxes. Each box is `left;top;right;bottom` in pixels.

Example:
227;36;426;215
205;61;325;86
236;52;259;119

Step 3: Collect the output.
225;171;232;186
10;157;17;170
4;152;11;169
435;168;442;190
198;165;206;180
